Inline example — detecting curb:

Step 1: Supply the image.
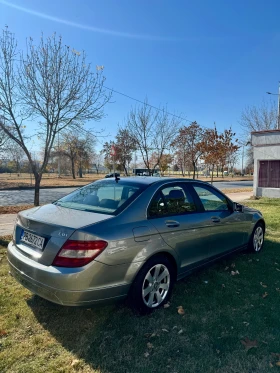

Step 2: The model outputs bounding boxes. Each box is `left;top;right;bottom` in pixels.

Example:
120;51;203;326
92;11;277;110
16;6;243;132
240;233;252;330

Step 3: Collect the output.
0;185;80;191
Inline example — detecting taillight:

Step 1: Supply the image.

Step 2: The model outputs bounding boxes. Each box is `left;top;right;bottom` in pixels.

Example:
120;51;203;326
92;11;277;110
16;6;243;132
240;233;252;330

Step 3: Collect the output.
52;240;108;268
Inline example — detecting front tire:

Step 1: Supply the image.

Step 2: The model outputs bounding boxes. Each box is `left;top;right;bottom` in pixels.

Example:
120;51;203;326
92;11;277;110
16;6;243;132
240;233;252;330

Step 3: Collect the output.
248;222;264;252
129;255;175;314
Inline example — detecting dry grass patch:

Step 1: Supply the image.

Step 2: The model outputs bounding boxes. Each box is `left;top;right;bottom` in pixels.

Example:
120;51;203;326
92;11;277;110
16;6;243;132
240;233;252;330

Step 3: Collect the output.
0;173;103;189
0;173;253;189
0;205;35;215
221;187;253;194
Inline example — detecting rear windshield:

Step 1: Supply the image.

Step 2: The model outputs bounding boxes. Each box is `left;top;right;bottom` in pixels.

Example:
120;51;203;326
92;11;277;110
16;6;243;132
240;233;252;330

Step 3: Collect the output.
54;180;147;215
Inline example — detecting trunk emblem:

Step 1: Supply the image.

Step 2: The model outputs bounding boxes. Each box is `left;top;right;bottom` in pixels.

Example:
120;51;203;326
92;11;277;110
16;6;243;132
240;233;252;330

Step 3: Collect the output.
58;232;68;237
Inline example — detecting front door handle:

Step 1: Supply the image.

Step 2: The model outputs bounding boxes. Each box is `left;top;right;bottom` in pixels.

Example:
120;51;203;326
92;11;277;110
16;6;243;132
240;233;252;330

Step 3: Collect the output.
165;220;180;228
211;217;220;223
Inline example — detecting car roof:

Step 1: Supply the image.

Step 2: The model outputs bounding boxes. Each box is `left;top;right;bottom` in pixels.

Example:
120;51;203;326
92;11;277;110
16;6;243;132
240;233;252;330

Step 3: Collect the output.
98;177;208;186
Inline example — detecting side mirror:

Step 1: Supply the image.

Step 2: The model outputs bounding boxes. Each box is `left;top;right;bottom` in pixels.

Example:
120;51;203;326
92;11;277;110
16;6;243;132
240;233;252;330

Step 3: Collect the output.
233;202;244;213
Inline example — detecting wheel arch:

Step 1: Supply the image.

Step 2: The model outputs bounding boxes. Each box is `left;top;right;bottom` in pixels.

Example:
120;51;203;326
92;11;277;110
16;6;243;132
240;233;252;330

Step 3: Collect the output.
128;250;178;286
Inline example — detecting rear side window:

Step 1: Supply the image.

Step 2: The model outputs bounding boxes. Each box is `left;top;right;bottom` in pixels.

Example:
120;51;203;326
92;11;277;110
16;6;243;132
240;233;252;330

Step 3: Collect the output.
55;181;145;215
193;185;229;211
148;184;196;218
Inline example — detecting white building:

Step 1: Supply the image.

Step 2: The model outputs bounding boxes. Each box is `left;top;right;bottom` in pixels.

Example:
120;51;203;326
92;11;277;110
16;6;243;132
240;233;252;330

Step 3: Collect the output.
251;129;280;198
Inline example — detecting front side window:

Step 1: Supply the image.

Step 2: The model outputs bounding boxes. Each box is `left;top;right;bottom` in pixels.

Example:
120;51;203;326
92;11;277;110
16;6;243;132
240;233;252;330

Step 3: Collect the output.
193;185;229;211
54;181;145;215
148;184;196;218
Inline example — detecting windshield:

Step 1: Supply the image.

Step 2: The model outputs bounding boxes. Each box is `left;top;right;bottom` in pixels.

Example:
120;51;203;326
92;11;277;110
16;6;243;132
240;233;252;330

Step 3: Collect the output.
54;180;147;215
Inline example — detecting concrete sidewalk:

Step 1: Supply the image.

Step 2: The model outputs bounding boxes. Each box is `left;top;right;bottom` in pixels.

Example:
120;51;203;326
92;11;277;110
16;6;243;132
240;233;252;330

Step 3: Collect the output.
0;214;16;236
0;191;253;237
225;191;253;202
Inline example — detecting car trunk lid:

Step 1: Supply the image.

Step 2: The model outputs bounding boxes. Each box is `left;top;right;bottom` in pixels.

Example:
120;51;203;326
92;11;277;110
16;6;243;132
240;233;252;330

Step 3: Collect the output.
14;204;113;266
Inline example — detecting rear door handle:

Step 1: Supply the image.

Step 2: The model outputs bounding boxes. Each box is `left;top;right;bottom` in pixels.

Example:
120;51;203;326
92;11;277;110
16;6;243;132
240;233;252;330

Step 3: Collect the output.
211;217;220;223
165;220;180;228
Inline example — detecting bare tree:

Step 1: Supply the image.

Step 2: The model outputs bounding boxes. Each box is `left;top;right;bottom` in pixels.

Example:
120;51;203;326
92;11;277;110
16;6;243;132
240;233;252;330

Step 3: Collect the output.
240;100;277;169
227;149;240;177
240;100;278;132
54;132;96;178
91;150;104;174
126;101;180;174
0;28;111;205
7;142;25;173
115;128;137;175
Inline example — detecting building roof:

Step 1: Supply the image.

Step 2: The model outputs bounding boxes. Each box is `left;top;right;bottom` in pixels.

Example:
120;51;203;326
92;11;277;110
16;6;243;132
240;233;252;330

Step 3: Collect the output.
251;129;280;135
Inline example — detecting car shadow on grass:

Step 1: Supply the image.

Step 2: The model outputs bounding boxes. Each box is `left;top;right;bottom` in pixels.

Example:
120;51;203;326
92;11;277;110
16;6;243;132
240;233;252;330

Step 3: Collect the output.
27;239;280;373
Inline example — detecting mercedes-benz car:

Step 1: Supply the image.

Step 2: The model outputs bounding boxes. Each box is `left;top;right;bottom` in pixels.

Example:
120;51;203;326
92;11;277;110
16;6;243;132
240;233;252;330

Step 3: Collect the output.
7;177;265;313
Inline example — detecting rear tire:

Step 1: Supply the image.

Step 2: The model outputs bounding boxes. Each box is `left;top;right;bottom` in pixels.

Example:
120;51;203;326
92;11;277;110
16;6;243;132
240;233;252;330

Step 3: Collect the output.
129;255;175;314
248;222;264;253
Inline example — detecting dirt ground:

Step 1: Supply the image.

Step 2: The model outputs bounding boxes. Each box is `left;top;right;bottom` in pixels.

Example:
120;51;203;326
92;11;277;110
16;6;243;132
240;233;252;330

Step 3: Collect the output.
0;173;253;189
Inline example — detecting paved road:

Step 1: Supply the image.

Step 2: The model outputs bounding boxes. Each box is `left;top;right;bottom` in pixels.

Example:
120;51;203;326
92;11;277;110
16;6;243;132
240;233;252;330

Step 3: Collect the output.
213;180;253;189
0;187;77;206
0;181;253;206
0;190;253;236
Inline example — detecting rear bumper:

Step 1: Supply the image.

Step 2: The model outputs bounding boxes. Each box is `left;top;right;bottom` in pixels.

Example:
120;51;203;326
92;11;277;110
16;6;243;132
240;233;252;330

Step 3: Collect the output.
7;241;131;306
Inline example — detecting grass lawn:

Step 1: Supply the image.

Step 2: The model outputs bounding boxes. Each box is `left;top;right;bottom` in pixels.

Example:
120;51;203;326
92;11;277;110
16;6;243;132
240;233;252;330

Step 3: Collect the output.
0;173;253;190
0;198;280;373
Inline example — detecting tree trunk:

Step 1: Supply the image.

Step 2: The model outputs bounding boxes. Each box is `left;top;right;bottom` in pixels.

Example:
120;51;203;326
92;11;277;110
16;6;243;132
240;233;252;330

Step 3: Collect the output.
79;166;83;178
221;166;224;178
211;166;214;185
34;173;42;206
216;165;219;178
123;164;128;176
192;161;196;179
71;158;76;179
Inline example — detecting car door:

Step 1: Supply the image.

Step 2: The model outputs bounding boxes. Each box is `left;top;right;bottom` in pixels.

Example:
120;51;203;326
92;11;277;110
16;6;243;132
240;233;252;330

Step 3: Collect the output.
148;182;212;275
190;183;247;258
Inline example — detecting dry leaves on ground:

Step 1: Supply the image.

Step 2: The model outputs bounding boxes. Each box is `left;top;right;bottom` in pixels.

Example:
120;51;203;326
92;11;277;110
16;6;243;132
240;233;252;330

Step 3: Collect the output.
231;270;240;276
241;337;258;352
177;306;185;315
70;359;80;367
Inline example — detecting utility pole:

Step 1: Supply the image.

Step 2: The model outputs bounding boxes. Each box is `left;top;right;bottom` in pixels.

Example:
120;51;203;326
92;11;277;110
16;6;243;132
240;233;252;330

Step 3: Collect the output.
266;82;280;129
111;143;116;175
58;131;61;177
241;145;244;176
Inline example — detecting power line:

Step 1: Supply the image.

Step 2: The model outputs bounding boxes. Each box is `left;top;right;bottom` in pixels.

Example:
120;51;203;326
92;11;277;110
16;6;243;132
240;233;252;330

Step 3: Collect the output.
102;85;241;137
103;85;194;124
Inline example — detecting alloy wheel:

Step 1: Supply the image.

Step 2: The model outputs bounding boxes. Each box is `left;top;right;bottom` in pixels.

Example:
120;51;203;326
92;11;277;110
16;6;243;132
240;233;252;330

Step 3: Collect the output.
253;226;264;252
142;264;170;308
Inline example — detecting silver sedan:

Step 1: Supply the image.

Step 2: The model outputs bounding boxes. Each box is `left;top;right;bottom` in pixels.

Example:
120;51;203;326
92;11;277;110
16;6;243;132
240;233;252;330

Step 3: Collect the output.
7;177;265;313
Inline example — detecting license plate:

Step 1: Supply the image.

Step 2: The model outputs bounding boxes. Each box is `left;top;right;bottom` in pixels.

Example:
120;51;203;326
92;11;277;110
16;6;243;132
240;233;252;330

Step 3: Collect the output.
21;231;45;250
